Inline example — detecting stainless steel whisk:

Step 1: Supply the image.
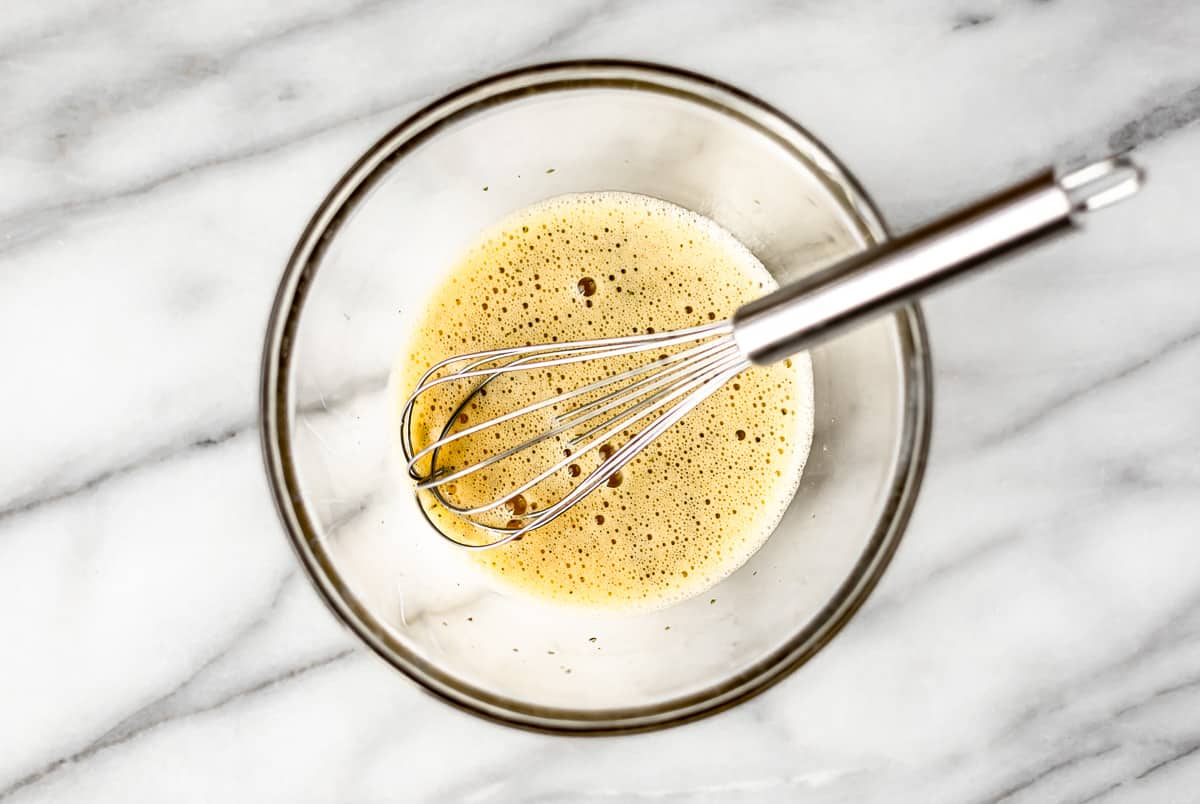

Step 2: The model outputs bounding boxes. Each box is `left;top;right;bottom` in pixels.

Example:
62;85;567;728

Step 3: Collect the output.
401;156;1142;548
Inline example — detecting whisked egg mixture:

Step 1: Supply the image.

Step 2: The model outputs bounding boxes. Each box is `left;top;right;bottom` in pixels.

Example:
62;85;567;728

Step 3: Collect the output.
400;192;814;611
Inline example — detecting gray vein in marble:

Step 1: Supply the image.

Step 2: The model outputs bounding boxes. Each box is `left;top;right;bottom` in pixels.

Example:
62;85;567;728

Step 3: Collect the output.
1077;780;1124;804
951;12;996;31
1108;81;1200;152
0;570;291;797
1080;782;1123;804
979;615;1200;802
0;372;386;528
0;0;394;125
851;532;1200;794
0;90;428;258
1133;742;1200;782
1076;742;1200;803
1112;674;1200;720
983;744;1121;804
0;648;357;801
0;419;254;525
0;0;616;258
970;321;1200;451
0;562;355;803
996;589;1200;732
863;478;1172;630
863;640;1200;804
916;436;1200;595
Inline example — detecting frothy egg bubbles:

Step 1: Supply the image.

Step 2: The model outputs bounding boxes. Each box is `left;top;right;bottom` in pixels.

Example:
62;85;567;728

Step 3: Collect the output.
400;192;814;611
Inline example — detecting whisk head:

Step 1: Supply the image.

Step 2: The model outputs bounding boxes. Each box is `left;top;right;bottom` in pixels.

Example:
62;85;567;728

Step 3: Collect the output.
400;321;750;548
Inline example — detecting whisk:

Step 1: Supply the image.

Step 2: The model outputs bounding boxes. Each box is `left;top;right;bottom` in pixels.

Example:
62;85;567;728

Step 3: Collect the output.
401;155;1142;548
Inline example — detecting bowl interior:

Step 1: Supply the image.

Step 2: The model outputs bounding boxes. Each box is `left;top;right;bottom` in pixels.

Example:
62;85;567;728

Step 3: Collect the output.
264;63;928;731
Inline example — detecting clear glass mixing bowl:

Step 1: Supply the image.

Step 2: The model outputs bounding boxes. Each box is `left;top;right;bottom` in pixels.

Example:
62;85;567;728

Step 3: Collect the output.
261;61;931;732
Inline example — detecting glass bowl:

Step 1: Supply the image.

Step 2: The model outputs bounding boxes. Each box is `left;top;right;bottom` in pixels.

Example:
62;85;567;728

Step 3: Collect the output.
261;61;931;732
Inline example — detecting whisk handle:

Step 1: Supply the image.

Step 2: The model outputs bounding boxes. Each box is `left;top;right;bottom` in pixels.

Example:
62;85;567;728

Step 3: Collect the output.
731;155;1143;366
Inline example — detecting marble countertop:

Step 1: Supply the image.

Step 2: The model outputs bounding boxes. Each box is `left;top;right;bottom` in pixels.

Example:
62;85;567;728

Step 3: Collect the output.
4;1;1200;801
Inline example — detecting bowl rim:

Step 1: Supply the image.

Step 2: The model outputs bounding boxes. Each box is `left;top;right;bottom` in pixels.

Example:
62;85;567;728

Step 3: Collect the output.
260;59;933;734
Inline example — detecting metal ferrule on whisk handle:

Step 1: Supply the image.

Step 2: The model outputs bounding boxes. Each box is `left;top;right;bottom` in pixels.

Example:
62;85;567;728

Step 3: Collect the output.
731;156;1143;365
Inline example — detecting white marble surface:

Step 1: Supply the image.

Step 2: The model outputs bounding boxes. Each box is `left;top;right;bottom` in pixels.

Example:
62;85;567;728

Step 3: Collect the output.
3;0;1199;801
